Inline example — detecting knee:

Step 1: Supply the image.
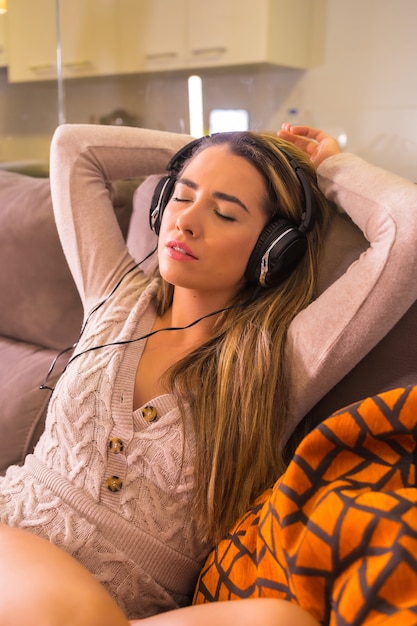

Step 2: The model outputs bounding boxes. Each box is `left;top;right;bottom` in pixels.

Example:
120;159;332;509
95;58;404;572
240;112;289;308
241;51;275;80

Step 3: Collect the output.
0;523;129;626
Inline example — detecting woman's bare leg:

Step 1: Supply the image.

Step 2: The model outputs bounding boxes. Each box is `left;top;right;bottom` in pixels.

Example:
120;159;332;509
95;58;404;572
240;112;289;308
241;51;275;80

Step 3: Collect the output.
0;523;128;626
131;598;320;626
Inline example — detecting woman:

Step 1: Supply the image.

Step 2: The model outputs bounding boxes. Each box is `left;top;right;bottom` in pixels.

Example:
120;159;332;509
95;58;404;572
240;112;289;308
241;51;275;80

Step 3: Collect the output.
1;123;416;621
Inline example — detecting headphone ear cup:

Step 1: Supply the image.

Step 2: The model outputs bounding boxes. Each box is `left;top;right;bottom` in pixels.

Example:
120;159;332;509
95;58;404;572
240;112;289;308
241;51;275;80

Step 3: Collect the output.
245;220;308;288
149;175;176;235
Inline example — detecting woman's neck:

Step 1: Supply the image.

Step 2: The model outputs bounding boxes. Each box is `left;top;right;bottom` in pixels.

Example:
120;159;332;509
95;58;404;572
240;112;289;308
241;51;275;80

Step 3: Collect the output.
162;287;231;343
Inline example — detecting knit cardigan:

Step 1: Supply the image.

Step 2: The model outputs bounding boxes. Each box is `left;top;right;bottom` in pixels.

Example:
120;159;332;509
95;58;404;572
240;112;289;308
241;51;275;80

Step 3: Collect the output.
1;125;416;620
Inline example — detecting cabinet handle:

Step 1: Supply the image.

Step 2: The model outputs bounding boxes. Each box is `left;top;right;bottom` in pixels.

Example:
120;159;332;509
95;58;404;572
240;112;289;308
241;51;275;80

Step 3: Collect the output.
145;52;178;61
63;60;92;71
29;63;56;73
191;46;227;56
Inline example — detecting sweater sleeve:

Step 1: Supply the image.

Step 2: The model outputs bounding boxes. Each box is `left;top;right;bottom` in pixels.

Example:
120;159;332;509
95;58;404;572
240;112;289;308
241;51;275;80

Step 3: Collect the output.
284;152;417;436
49;124;191;313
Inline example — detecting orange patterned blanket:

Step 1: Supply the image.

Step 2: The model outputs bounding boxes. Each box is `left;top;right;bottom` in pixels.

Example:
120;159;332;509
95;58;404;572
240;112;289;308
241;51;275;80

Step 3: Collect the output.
194;385;417;625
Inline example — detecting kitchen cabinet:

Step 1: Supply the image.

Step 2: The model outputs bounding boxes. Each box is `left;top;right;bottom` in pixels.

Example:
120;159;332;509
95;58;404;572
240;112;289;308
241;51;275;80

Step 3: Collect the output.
6;1;56;81
6;0;119;82
117;0;187;74
6;0;318;82
119;0;317;75
186;0;314;70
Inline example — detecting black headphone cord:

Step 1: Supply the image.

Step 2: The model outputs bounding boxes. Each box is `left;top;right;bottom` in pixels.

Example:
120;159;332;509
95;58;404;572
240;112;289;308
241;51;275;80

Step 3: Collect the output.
79;245;158;338
39;300;241;393
39;245;158;392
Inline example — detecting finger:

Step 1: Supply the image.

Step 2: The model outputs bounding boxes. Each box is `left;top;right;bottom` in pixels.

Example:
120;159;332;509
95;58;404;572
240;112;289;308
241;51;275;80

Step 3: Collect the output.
279;124;313;137
277;130;317;155
287;126;332;145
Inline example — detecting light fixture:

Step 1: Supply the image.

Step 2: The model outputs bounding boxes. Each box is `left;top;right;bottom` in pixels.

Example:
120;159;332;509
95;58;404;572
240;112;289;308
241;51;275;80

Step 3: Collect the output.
188;75;204;138
0;0;7;14
55;0;66;124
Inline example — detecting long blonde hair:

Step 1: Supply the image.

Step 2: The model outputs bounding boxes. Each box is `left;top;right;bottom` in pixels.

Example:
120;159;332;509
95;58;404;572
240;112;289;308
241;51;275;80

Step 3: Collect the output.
151;131;331;542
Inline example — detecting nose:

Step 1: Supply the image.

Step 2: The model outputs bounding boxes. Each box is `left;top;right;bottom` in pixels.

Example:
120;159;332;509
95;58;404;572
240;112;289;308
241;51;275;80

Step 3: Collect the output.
175;203;201;237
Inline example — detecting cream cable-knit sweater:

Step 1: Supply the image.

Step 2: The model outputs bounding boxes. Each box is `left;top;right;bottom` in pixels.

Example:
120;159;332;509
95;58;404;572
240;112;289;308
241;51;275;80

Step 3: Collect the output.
1;125;417;620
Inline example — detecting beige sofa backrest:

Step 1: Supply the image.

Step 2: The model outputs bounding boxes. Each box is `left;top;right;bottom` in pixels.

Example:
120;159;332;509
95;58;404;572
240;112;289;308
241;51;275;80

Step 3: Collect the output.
0;170;138;471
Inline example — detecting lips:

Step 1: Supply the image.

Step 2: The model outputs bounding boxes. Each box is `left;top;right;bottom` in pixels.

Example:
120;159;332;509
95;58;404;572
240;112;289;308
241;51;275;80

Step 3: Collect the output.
166;240;198;259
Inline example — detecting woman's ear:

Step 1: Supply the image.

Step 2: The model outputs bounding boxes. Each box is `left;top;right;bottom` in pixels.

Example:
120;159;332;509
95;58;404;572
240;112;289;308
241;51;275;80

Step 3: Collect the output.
0;524;129;626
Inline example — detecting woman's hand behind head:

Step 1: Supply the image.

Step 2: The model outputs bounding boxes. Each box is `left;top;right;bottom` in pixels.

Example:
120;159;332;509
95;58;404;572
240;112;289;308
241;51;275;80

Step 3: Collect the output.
278;125;342;169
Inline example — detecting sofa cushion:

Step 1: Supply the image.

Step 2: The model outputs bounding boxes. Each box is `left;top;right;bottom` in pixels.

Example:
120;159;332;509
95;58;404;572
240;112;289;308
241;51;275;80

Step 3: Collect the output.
0;337;62;471
0;170;140;472
127;174;160;270
0;170;138;352
311;209;417;425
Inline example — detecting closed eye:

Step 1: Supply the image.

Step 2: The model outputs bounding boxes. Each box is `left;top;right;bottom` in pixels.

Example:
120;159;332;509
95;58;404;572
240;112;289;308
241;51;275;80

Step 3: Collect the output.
172;196;191;203
172;196;236;221
214;210;236;222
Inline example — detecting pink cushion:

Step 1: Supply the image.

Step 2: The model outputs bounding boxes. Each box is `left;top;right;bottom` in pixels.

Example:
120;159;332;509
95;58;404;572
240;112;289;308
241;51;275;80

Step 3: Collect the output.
127;174;160;271
0;338;59;469
0;170;137;351
0;170;139;471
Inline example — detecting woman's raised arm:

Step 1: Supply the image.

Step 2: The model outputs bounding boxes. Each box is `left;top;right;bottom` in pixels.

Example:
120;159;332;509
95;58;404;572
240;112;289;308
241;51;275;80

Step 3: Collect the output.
49;124;190;310
280;125;417;435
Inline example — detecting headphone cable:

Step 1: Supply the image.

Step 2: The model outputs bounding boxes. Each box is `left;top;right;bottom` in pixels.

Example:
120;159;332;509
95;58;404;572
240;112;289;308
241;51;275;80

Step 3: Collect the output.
39;300;240;392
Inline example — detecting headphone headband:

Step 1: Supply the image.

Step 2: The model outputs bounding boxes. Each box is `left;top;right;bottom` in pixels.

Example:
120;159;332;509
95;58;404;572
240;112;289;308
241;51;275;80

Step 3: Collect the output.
275;148;314;234
165;137;207;174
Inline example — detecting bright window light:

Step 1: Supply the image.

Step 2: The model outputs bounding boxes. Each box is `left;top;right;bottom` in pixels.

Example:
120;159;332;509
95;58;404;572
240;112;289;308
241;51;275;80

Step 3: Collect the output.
209;109;249;133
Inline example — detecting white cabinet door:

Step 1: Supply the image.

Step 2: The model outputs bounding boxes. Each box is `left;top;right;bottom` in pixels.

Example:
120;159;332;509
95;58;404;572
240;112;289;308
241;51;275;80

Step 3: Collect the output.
6;0;118;82
185;0;314;70
60;0;118;78
6;0;57;81
185;0;265;69
118;0;187;74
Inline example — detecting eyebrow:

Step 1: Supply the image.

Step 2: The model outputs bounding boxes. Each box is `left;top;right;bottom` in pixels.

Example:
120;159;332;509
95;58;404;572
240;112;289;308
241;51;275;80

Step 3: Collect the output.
177;177;249;213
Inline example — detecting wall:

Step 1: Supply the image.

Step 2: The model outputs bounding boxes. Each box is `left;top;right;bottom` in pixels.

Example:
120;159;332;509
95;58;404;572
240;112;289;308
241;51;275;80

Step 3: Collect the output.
0;0;417;179
0;64;306;163
287;0;417;180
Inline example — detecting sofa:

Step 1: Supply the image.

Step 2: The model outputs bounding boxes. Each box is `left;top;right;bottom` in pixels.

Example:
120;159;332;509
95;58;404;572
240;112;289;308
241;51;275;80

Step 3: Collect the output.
0;136;416;474
0;167;143;472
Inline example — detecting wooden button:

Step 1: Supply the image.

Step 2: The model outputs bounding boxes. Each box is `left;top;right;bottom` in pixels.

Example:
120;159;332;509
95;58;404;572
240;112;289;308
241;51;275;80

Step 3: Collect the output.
142;405;158;422
109;437;124;454
106;476;123;492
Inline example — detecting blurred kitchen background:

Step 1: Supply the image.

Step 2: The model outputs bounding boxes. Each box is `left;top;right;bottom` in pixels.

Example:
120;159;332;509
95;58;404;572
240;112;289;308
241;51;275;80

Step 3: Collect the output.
0;0;416;179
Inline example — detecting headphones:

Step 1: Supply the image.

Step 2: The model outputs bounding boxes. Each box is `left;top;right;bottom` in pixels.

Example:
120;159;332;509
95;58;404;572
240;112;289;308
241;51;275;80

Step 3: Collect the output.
149;135;315;288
